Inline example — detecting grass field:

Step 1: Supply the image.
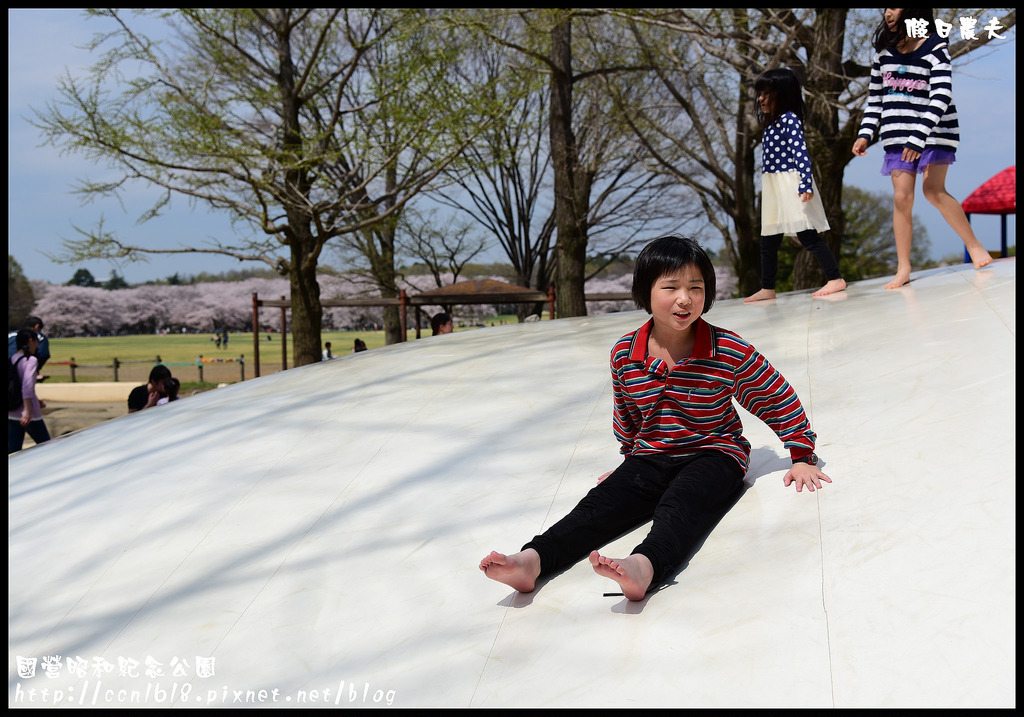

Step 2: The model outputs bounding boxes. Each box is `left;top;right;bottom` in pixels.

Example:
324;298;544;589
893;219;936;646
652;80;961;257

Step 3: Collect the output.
44;316;524;389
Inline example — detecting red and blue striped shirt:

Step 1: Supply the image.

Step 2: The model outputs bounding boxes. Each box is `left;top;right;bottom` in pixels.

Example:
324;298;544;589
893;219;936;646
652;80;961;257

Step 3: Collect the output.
611;318;816;471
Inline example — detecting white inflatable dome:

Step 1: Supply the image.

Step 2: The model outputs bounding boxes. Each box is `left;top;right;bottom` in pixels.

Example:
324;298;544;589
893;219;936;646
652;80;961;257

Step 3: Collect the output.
9;260;1015;708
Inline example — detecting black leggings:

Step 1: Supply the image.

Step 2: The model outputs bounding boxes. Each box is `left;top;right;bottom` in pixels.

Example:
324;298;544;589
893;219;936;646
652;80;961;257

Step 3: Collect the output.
8;418;51;454
760;230;842;290
523;451;745;592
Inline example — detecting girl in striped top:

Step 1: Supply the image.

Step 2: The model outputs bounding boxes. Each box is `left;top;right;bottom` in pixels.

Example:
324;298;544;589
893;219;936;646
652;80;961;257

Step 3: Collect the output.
853;8;992;289
480;235;831;602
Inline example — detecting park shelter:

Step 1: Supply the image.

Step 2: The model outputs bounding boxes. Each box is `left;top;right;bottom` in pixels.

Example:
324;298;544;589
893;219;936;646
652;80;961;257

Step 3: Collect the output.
412;278;553;337
962;165;1015;260
249;281;554;373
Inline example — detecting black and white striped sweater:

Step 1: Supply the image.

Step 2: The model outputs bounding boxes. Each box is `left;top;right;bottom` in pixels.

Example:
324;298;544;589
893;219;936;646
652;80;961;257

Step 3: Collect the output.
857;33;960;153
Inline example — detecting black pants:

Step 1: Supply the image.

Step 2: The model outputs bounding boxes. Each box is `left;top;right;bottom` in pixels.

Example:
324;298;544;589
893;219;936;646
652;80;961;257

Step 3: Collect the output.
523;451;745;592
8;418;50;454
760;230;842;290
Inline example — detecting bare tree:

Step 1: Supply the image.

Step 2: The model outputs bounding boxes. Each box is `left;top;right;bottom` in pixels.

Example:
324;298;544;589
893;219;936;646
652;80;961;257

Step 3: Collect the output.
430;24;557;300
33;9;499;361
446;9;691;317
398;207;490;290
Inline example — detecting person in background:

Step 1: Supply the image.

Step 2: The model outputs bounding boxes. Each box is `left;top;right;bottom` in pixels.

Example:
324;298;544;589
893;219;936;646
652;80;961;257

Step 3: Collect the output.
8;316;50;381
431;312;454;336
322;342;334;360
127;364;174;414
9;328;50;453
156;377;180;405
852;7;991;289
743;68;845;302
353;339;368;353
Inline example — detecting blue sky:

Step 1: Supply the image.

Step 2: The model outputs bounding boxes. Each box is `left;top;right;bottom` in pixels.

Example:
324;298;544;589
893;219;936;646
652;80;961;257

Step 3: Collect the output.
8;9;1016;285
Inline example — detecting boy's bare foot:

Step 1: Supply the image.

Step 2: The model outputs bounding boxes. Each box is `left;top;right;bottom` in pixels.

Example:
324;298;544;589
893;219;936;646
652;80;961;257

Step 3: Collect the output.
589;551;653;601
812;278;847;297
967;245;993;269
479;549;541;593
743;288;777;303
884;270;911;290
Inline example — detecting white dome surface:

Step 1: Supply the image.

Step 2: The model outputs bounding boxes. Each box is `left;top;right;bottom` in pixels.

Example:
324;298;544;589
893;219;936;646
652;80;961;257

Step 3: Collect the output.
9;259;1015;708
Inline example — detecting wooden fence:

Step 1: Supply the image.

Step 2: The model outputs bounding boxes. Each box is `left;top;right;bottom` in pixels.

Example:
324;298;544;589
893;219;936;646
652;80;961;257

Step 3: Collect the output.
49;356;247;384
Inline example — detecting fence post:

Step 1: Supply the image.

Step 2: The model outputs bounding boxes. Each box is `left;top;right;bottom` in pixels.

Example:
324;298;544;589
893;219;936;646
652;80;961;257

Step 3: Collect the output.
113;357;120;382
280;296;287;370
70;358;76;383
252;292;261;379
400;290;408;341
196;356;204;383
239;355;245;382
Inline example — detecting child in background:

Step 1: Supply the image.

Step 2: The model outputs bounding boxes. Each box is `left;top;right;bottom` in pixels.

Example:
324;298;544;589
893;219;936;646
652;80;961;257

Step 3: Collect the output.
9;328;51;453
156;377;180;405
431;312;453;336
853;8;991;289
481;235;831;602
745;68;845;302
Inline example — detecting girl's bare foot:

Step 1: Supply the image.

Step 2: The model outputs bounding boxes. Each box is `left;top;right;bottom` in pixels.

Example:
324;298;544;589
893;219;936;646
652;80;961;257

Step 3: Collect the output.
744;288;777;303
479;549;540;593
967;245;993;269
884;270;911;290
812;278;847;297
589;551;653;601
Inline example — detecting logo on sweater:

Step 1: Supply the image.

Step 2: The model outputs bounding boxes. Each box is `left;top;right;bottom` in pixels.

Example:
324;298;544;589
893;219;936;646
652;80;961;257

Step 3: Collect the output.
882;70;927;95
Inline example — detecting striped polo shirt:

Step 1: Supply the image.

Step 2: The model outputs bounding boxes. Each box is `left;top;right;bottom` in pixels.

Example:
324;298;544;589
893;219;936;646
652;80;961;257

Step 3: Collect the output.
857;33;959;153
611;317;816;472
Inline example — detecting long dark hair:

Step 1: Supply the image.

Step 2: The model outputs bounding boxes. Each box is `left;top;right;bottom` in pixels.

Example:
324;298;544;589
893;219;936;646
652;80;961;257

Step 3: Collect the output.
15;328;35;352
754;68;804;128
872;8;936;52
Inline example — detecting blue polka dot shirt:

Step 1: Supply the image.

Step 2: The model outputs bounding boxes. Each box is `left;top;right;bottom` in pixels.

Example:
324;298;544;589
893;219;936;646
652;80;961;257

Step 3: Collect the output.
762;111;815;195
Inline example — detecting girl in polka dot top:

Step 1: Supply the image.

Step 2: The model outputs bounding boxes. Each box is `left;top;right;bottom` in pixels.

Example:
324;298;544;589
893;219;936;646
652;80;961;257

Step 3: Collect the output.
744;68;846;303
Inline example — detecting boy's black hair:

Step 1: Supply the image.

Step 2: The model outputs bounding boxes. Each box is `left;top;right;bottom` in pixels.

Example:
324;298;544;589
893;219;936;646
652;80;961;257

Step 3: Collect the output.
148;364;172;383
754;68;804;128
872;8;935;52
631;235;716;316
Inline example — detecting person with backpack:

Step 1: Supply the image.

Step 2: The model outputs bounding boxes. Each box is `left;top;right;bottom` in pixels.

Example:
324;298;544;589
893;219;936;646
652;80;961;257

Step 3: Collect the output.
9;328;50;453
7;315;50;381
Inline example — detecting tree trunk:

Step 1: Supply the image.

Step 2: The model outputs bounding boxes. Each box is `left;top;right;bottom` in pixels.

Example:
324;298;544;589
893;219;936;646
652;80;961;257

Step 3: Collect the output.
734;86;762;296
364;218;404;345
549;17;589;318
797;9;849;290
732;11;765;298
383;304;403;344
288;240;323;367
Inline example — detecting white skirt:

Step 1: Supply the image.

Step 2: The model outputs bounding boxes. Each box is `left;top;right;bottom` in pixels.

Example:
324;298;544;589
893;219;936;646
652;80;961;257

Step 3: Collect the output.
761;170;830;235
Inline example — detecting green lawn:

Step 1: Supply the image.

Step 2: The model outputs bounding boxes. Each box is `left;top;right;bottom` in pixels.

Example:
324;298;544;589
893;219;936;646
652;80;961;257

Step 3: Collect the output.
44;316;524;387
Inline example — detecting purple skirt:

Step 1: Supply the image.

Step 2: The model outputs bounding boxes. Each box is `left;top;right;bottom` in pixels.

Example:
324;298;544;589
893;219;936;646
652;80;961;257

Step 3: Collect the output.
881;148;956;176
